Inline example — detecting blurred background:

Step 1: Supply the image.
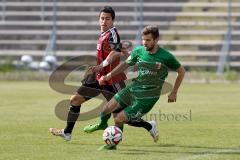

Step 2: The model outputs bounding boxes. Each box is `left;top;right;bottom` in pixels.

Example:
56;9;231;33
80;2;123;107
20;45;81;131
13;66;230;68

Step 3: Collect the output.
0;0;239;81
1;2;240;159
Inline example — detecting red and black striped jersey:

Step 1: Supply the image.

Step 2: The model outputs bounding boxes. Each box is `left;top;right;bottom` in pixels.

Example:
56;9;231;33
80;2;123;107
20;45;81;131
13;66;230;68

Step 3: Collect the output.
96;27;126;84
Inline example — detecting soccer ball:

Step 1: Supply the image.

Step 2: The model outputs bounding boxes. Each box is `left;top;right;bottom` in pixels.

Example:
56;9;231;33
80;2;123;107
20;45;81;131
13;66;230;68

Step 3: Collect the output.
103;126;122;146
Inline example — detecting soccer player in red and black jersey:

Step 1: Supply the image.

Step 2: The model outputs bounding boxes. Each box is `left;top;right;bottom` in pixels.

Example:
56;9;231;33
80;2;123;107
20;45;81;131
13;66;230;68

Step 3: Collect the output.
49;6;158;142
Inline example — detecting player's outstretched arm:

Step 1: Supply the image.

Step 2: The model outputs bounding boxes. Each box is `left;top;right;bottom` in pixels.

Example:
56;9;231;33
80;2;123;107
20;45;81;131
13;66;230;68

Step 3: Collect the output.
91;50;127;72
99;61;129;85
168;66;185;103
104;50;127;65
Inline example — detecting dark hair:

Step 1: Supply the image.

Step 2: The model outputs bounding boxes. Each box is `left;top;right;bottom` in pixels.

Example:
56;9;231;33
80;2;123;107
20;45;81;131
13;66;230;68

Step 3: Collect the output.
99;6;115;20
142;26;159;40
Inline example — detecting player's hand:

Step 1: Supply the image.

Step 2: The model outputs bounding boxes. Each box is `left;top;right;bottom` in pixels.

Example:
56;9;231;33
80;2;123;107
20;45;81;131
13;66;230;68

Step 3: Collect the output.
90;65;102;73
98;73;112;85
168;92;177;103
98;76;107;85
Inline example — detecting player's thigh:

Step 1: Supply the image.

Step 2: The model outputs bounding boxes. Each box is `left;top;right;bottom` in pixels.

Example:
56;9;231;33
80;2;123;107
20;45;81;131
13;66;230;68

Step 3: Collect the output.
102;98;123;115
101;81;126;101
76;82;101;101
124;98;159;121
70;93;86;106
114;110;128;124
114;86;133;108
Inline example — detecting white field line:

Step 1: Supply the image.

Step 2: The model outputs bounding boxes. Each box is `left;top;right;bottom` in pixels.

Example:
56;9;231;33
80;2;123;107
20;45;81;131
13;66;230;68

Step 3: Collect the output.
177;148;240;160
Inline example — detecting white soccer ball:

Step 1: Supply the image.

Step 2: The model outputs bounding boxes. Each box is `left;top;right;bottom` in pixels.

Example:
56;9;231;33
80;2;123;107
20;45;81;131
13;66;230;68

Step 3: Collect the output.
103;126;122;146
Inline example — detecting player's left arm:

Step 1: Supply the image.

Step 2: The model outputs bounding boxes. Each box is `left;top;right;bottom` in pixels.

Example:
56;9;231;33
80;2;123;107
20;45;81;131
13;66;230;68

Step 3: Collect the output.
168;66;185;103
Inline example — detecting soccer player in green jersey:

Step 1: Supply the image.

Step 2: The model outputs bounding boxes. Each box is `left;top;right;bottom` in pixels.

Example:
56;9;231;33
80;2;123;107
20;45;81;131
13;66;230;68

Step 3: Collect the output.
97;25;185;150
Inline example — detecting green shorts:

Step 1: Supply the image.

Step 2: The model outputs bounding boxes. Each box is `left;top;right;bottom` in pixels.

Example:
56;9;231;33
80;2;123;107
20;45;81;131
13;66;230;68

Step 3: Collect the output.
114;84;160;121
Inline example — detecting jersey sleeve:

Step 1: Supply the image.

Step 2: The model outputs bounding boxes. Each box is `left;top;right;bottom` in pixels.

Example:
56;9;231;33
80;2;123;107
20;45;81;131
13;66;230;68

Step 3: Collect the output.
108;31;121;52
125;48;139;66
165;51;181;70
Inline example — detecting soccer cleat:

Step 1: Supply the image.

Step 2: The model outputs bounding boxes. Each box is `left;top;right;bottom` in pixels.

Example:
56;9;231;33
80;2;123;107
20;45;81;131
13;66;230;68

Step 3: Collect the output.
97;144;117;151
49;128;71;141
83;123;108;133
148;121;159;143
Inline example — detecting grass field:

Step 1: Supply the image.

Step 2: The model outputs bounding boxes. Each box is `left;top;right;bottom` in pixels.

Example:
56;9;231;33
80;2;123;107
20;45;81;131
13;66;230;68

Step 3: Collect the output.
0;81;240;160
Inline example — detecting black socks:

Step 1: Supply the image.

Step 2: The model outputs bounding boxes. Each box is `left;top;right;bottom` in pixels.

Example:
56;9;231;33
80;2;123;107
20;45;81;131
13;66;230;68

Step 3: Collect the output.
127;119;152;131
64;105;80;134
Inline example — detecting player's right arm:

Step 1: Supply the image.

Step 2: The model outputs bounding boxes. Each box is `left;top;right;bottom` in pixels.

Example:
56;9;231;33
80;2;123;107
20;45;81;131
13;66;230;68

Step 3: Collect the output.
168;66;185;103
103;40;132;65
99;46;138;85
99;61;129;85
91;41;132;72
91;51;126;72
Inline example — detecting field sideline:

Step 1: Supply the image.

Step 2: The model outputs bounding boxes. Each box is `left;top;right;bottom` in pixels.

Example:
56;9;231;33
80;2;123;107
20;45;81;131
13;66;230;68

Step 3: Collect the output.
0;81;240;160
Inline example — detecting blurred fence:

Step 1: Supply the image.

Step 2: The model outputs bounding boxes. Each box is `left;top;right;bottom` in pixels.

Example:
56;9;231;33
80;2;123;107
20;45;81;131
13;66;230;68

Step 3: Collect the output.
0;0;240;71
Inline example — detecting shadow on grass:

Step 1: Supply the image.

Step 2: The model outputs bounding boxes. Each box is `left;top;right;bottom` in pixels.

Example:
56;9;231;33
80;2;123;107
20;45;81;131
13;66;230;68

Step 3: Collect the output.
118;143;240;156
137;143;240;150
55;140;240;156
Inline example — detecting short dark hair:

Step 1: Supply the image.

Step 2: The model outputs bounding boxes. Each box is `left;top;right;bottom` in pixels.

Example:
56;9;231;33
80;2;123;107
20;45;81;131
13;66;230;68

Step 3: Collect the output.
142;26;159;40
99;6;115;20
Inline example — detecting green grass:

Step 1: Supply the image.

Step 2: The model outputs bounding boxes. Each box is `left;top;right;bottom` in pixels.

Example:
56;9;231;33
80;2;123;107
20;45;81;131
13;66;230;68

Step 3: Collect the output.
0;81;240;160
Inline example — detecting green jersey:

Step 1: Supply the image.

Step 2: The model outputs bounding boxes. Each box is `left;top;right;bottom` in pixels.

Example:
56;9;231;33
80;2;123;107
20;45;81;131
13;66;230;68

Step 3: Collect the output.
126;46;181;98
114;46;181;120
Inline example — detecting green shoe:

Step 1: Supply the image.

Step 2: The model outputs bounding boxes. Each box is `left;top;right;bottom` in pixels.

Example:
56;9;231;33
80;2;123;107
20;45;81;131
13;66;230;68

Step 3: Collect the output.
97;144;117;151
83;123;108;133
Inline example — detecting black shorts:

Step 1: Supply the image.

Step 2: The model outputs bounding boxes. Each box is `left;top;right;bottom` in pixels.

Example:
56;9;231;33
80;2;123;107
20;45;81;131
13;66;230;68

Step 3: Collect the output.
77;73;125;101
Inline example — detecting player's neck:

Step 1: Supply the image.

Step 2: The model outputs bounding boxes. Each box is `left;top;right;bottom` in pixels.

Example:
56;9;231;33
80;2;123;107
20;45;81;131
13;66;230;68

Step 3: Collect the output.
149;44;160;54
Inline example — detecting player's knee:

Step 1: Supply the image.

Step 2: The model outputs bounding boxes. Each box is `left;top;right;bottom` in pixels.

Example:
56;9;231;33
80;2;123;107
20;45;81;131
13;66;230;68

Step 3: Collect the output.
112;113;117;118
70;94;85;106
102;99;115;115
114;112;127;125
114;116;121;125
